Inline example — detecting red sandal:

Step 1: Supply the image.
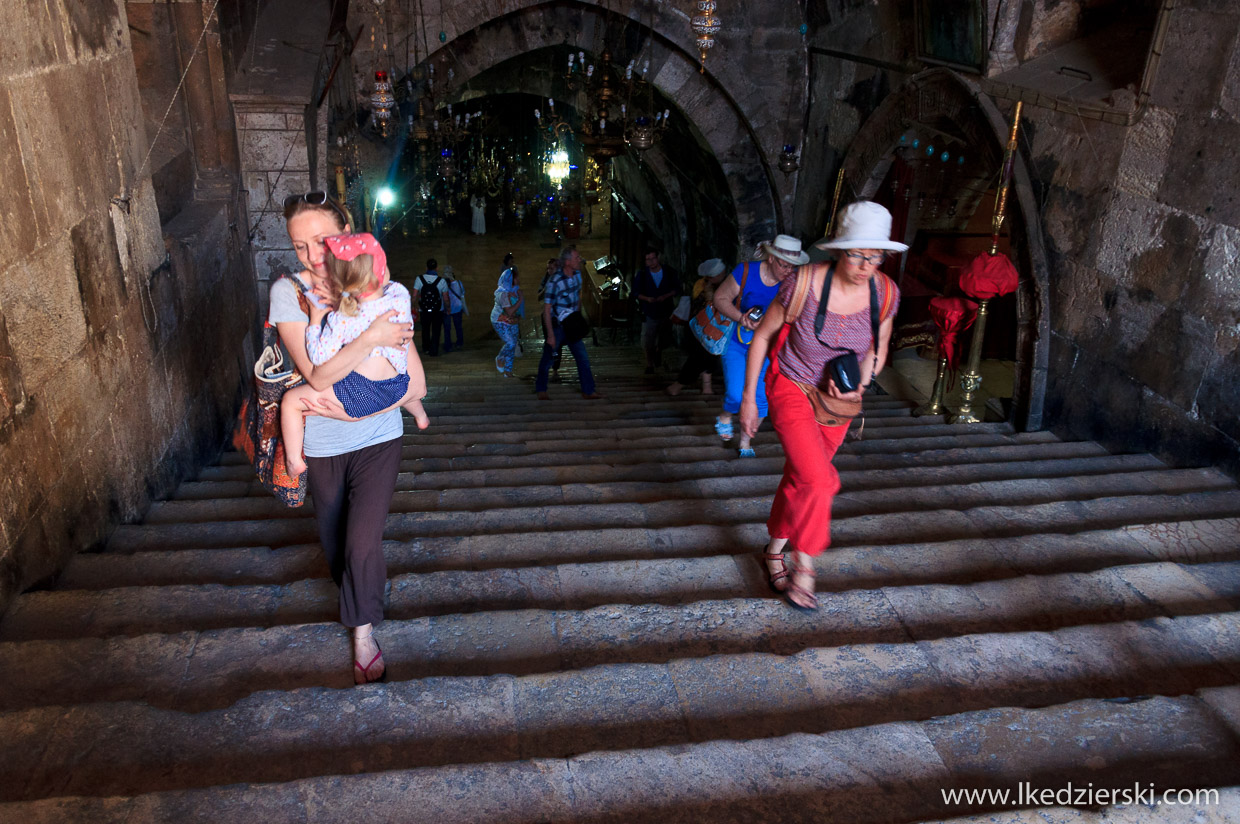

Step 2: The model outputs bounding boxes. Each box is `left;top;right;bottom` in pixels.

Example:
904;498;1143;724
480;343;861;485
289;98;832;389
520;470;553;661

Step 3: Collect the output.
763;547;790;593
353;637;386;685
786;560;819;611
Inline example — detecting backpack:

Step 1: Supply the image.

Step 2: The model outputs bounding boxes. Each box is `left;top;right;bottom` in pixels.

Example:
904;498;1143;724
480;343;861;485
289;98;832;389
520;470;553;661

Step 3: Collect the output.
418;274;443;315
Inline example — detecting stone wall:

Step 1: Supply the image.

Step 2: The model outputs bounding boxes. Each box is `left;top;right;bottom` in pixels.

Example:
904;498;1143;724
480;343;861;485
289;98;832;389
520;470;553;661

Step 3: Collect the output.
1039;0;1240;474
0;0;255;617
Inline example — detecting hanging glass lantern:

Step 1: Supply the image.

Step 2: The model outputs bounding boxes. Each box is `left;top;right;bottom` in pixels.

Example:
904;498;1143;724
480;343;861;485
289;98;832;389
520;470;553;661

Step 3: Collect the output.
778;144;799;175
370;70;395;136
690;1;721;73
547;148;571;185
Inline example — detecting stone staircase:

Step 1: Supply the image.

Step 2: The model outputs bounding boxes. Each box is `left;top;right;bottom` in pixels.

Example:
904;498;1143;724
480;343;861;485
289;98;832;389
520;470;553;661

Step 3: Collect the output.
2;344;1240;823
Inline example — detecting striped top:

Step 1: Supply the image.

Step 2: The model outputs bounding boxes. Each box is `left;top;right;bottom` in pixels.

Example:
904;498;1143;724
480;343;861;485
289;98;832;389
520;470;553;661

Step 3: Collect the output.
775;270;900;388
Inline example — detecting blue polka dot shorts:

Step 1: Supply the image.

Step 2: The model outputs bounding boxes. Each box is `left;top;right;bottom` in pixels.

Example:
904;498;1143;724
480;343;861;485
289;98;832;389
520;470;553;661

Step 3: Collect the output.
333;372;410;418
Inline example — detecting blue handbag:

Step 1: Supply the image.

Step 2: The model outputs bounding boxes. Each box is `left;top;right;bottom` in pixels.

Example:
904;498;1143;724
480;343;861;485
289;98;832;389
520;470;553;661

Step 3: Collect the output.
689;264;750;355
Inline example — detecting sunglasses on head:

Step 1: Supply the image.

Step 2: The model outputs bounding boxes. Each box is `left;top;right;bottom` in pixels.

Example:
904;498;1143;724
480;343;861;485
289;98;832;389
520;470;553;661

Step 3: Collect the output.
283;191;348;224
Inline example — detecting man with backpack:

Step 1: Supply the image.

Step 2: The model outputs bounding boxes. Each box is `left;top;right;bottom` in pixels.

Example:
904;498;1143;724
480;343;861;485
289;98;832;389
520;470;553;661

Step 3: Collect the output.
412;258;449;357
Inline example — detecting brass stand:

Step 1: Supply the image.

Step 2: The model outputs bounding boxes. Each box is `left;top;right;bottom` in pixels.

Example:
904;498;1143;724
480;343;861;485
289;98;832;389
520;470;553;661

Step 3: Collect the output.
914;358;948;416
950;299;989;424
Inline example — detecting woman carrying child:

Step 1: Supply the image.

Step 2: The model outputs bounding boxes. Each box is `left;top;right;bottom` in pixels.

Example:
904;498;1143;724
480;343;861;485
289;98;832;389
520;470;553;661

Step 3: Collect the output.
269;192;420;684
281;231;428;475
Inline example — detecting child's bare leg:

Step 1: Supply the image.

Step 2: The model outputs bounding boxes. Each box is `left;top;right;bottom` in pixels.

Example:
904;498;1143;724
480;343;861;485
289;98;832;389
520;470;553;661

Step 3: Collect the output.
280;383;338;476
402;397;430;429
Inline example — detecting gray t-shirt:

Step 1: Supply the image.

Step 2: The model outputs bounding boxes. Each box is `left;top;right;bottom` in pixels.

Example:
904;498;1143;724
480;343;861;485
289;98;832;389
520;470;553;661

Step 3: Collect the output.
267;275;403;458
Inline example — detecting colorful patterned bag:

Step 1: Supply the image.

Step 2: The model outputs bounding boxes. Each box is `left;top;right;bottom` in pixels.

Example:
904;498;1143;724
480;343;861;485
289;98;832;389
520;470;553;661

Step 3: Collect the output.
689;264;750;355
231;277;310;507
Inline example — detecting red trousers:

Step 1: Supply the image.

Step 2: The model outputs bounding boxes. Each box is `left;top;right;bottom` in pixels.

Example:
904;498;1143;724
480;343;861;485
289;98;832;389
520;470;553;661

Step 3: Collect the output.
766;370;850;556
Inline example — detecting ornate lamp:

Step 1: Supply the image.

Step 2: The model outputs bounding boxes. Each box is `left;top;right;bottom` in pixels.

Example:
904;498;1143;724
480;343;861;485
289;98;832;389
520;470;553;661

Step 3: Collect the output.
690;1;721;72
369;70;395;137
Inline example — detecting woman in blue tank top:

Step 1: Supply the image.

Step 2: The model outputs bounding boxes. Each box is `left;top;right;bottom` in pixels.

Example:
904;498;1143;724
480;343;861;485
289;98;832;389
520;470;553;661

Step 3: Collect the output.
710;235;807;456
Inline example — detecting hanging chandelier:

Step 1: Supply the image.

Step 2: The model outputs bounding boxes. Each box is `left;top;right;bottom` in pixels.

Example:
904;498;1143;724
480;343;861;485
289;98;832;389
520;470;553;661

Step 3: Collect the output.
690;1;721;73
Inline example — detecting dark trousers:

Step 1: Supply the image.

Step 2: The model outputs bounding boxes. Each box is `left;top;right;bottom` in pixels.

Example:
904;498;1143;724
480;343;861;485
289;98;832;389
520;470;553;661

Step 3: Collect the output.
676;337;719;384
443;311;464;351
305;437;402;627
535;322;595;393
420;312;443;356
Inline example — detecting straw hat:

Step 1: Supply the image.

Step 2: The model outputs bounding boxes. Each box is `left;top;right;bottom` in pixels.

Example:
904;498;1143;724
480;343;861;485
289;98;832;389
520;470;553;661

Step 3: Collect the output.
815;201;908;252
756;234;811;265
697;258;726;278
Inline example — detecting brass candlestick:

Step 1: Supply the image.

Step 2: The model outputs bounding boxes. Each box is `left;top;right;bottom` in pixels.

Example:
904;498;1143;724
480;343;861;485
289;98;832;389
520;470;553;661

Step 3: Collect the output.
914;357;949;416
950;298;989;424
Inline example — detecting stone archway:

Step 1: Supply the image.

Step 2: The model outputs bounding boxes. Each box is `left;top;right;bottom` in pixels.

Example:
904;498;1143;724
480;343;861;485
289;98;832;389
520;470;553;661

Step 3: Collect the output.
354;1;796;249
839;68;1050;431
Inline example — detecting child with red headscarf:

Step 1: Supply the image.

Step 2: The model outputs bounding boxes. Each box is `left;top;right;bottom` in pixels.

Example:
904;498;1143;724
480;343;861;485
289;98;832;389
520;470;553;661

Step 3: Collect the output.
282;232;428;477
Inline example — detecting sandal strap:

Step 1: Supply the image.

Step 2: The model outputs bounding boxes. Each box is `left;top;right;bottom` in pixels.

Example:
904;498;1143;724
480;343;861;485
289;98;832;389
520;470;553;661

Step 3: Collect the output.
762;552;785;560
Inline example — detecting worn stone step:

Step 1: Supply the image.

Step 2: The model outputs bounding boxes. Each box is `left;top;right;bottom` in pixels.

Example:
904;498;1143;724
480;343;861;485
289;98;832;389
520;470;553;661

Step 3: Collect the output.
158;453;1182;519
4;557;1239;713
52;517;1240;593
140;466;1232;527
197;433;1080;484
212;415;988;467
7;534;1239;652
105;488;1240;554
0;687;1236;819
178;450;1155;501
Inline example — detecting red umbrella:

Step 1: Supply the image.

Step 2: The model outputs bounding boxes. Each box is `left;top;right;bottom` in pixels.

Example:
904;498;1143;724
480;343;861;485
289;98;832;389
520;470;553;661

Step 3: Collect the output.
929;295;978;373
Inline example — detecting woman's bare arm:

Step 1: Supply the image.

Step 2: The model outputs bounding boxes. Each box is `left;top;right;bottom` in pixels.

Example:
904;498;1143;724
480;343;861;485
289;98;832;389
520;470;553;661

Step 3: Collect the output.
277;310;409;392
738;300;786;437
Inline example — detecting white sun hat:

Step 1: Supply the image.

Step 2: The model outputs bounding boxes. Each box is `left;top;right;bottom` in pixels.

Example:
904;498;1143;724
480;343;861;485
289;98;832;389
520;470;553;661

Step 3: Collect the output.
697;258;726;278
756;234;811;265
815;201;909;252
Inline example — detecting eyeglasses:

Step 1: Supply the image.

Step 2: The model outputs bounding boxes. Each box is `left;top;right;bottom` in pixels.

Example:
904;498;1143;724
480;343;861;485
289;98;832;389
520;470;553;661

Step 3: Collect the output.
845;251;886;266
283;191;349;224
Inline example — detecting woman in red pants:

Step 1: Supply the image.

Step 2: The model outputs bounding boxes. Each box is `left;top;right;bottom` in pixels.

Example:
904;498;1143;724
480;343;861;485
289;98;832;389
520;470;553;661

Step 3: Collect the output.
739;202;904;609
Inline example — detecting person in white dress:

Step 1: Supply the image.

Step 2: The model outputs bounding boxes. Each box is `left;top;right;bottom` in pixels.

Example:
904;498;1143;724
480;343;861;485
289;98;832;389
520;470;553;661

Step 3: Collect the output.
470;194;486;235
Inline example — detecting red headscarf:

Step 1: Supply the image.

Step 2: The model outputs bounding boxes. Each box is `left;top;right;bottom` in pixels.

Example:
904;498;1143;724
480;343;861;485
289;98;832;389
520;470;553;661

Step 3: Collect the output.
324;232;388;286
959;252;1018;300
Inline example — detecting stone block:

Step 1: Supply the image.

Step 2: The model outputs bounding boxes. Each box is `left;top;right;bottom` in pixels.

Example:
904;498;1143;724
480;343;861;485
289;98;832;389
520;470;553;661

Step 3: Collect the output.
0;1;68;77
1116;105;1176;199
240;128;308;172
0;87;39;260
0;239;89;388
250;210;295;252
1197;343;1240;445
1151;9;1240;113
1183;222;1240;328
237;112;290;131
1125;307;1215;410
1093;190;1175;284
1160;113;1240;226
59;0;127;62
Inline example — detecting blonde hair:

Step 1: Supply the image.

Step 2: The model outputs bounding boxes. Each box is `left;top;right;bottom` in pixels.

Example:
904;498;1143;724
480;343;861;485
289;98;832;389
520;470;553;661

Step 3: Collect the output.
324;251;379;316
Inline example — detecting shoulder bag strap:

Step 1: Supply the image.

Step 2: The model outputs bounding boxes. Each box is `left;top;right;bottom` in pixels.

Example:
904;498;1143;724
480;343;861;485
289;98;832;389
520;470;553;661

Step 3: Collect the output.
786;262;822;323
812;264;835;336
733;261;753;310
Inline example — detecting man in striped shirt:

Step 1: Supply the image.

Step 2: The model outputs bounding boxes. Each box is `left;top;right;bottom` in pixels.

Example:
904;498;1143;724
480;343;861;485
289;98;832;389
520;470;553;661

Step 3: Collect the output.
536;246;602;400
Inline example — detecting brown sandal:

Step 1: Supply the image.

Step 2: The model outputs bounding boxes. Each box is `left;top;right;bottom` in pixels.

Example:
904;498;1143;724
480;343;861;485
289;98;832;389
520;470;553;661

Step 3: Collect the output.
763;547;790;593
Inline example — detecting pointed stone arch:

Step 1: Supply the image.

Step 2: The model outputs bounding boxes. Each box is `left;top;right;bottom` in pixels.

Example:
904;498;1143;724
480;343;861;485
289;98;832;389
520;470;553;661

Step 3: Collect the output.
360;1;797;249
839;68;1050;431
